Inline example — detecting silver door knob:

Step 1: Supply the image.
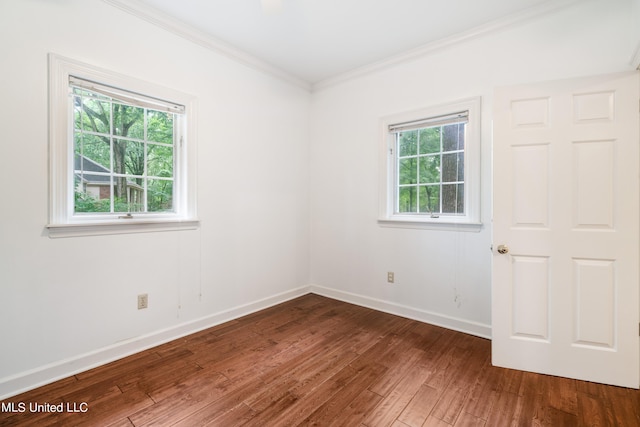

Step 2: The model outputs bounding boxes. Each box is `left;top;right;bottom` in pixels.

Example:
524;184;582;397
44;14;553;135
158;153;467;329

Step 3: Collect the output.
497;245;509;254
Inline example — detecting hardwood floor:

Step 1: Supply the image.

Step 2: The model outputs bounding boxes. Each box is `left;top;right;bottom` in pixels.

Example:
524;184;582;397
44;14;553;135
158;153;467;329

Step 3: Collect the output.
1;294;638;426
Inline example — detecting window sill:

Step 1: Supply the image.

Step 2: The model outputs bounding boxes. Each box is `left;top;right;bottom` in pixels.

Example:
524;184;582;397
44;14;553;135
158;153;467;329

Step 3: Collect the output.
378;216;483;232
46;218;200;238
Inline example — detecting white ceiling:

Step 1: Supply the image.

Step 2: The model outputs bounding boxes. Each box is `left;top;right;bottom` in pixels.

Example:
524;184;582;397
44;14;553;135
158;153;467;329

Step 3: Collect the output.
119;0;575;86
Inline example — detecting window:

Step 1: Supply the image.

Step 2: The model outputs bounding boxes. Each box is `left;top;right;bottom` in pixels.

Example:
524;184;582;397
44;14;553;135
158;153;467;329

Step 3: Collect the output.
71;77;180;215
48;55;198;237
379;98;481;230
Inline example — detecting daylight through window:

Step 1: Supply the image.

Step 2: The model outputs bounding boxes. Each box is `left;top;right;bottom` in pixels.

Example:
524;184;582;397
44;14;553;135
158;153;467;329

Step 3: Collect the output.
392;113;467;216
379;97;481;229
71;77;184;215
48;55;198;237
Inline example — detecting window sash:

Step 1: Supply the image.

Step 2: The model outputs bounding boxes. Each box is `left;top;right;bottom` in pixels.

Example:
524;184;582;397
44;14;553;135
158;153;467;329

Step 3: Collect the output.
72;83;180;215
69;76;185;114
393;124;466;216
388;111;468;134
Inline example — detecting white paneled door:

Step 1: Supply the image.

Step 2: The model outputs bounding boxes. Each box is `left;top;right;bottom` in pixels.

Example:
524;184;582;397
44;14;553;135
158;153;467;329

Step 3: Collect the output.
492;72;640;388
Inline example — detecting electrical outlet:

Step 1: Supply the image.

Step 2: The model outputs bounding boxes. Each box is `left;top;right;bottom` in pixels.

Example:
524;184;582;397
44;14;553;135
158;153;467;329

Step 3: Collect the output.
387;272;395;283
138;293;148;310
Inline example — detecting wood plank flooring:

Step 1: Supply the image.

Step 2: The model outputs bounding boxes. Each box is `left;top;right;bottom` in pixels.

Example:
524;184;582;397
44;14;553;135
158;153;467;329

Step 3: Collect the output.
1;294;638;426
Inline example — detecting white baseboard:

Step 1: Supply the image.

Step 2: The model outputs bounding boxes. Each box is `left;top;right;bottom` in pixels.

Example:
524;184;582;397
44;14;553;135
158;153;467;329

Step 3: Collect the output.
310;284;492;340
1;284;492;399
0;286;310;400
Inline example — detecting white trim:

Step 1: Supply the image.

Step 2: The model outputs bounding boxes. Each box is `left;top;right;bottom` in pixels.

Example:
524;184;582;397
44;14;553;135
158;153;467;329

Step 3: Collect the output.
46;219;200;238
379;97;482;230
0;286;311;400
48;54;198;237
310;284;492;339
313;0;583;91
377;218;483;232
101;0;310;91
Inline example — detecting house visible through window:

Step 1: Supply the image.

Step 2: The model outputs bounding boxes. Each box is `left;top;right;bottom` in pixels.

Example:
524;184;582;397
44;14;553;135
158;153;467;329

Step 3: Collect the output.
379;97;481;229
48;54;198;237
71;77;182;215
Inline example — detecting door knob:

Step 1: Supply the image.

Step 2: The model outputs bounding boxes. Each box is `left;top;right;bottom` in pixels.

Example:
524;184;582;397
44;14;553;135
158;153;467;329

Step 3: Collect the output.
497;245;509;254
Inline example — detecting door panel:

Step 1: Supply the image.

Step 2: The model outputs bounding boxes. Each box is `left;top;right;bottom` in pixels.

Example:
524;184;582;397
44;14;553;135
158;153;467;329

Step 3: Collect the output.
492;72;639;388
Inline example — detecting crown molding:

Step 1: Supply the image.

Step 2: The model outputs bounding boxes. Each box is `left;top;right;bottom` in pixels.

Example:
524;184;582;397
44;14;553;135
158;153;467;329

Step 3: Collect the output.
312;0;583;91
103;0;623;91
102;0;311;91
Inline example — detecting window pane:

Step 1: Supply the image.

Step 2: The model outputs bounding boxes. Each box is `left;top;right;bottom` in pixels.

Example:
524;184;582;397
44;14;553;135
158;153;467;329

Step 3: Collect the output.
74;174;112;213
419;127;441;154
71;98;178;216
442;183;464;214
457;183;465;213
398;131;417;157
443;123;465;152
442;152;464;183
147;110;174;144
75;96;111;134
73;96;82;131
147;144;174;178
114;197;133;213
398;186;417;212
399;157;417;184
112;103;144;139
147;179;174;212
418;155;440;183
112;139;144;177
115;180;144;213
75;134;111;171
419;185;440;214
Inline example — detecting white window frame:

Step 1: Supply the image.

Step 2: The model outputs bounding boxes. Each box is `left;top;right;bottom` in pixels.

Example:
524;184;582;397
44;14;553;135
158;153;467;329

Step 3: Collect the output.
47;54;198;238
378;97;482;231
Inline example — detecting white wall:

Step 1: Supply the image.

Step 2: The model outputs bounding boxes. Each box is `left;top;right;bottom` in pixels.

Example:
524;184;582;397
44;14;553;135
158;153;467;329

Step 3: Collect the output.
1;0;637;400
0;0;310;397
309;0;638;336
